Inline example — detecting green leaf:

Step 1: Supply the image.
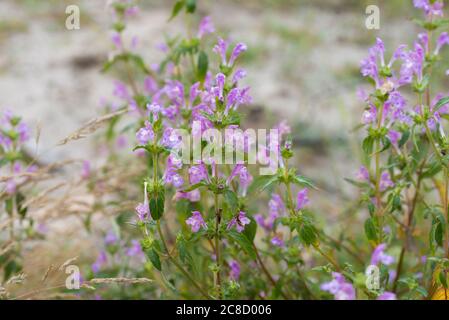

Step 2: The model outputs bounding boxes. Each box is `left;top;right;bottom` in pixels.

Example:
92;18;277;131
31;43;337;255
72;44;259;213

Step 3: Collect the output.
169;0;185;21
422;160;442;178
364;217;377;241
344;178;369;188
224;189;239;213
362;136;374;156
181;181;206;192
129;54;150;74
298;223;317;246
242;216;257;243
291;174;316;189
434;97;449;112
149;189;165;220
435;221;444;246
146;248;161;271
186;0;196;13
4;260;22;281
398;130;410;148
226;230;256;259
177;236;195;273
439;271;448;289
197;51;208;83
247;174;279;194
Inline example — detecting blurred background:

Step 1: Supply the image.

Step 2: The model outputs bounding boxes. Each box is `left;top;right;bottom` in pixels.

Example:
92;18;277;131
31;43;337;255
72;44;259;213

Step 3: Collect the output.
1;0;448;297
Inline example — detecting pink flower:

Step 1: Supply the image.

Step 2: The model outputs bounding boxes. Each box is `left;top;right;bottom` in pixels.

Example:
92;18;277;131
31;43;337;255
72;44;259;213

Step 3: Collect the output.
186;211;207;233
198;16;215;38
377;292;396;300
229;260;240;280
370;243;394;266
296;189;310;210
227;211;251;233
136;121;154;145
321;272;356;300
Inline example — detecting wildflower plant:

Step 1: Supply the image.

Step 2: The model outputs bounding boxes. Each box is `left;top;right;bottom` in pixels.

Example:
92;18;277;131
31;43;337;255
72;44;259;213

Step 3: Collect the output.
355;0;449;299
4;0;449;301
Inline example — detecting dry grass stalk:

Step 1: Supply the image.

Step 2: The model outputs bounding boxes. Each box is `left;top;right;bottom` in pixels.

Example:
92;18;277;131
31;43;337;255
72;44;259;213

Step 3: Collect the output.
6;273;27;285
86;277;153;285
58;257;78;271
57;108;127;146
22;183;65;208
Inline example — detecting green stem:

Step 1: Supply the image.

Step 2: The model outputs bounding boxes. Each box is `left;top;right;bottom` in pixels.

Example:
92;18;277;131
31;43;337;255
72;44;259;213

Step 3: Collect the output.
375;102;385;244
253;244;291;299
157;221;211;299
213;164;223;299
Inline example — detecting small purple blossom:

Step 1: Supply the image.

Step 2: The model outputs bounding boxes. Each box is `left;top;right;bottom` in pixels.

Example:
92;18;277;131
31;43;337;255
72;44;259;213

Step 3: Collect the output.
104;232;118;246
377;292;397;300
320;272;356;300
296;189;310;210
229;260;240;280
126;240;144;258
189;163;209;184
379;171;394;191
271;235;284;247
227;211;251;233
198;16;215;38
135;202;149;222
186;211;207;233
356;166;370;181
136;121;154;145
81;160;91;179
370;243;394;266
92;251;107;274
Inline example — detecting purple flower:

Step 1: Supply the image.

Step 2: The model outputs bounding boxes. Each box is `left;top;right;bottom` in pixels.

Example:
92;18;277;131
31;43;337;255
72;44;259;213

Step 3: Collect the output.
370;243;394;266
111;32;122;49
362;105;377;124
255;214;271;231
81;160;91;179
186;211;207;233
92;251;107;274
229;260;240;280
377;292;396;300
271;236;284;247
227;211;251;233
198;16;215;38
164;154;184;189
232;68;247;84
136;121;154;145
356;166;370;181
126;240;144;258
320;272;356;300
275;120;291;139
296;189;310;210
414;0;444;17
215;73;226;101
112;80;130;101
104;232;118;246
435;32;449;55
135;202;149;222
144;76;158;93
17;122;30;144
213;38;247;67
229;43;247;66
227;164;253;195
189;163;209;184
175;190;201;202
379;171;394;191
213;38;229;66
388;130;401;146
